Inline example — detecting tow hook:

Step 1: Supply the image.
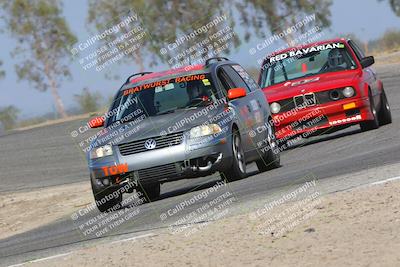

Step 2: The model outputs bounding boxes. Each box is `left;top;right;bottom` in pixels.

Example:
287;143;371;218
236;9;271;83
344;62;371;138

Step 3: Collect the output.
191;153;223;172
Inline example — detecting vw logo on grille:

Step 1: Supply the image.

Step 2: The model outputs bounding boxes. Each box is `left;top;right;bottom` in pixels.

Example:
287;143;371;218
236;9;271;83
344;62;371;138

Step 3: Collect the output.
144;139;156;150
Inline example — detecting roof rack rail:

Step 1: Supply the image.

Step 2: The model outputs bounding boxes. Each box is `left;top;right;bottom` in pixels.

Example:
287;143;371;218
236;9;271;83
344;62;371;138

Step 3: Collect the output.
205;57;229;66
125;72;153;84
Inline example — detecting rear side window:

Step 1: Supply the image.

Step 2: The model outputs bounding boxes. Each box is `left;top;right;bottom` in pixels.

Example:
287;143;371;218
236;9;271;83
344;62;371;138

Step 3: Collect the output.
232;64;259;91
220;65;252;93
217;68;234;94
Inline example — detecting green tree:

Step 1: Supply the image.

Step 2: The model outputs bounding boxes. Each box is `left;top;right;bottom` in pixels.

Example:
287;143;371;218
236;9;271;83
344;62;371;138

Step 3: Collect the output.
0;0;77;118
0;60;5;79
147;0;239;66
236;0;332;44
379;0;400;16
0;105;19;130
74;88;102;114
87;0;238;72
87;0;150;72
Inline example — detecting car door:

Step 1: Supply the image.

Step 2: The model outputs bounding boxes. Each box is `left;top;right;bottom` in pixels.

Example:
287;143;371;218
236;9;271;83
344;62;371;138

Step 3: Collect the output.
231;63;272;145
216;65;260;159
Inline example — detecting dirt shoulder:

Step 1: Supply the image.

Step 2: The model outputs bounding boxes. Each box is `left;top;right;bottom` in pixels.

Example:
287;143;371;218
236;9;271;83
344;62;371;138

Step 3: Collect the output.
375;50;400;65
26;179;400;267
0;182;93;240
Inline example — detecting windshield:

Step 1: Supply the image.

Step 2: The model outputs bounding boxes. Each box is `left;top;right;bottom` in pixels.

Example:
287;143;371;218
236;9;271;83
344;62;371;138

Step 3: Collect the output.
110;73;218;123
261;42;357;87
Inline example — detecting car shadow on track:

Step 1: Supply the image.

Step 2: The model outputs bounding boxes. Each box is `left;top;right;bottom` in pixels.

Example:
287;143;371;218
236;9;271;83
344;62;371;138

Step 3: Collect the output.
118;178;225;210
286;127;362;151
121;169;263;209
159;178;223;201
158;165;264;202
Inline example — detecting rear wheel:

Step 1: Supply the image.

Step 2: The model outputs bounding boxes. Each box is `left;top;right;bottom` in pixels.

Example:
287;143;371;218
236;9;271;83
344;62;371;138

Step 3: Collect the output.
137;181;160;202
360;91;379;131
220;130;246;182
91;181;122;213
256;124;281;172
378;90;392;125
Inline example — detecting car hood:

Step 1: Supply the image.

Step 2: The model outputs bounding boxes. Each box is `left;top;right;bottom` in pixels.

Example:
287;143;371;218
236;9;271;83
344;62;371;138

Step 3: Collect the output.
262;70;360;102
93;106;224;147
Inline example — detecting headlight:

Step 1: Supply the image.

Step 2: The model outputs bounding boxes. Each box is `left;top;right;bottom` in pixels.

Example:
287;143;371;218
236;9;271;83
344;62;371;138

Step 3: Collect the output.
342;87;355;98
270;102;281;114
190;124;222;139
90;145;113;159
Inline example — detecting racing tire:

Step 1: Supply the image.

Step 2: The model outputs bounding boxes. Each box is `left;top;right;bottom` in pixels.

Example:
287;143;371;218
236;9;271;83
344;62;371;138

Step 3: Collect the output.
91;181;123;213
138;181;161;202
220;130;246;182
360;91;379;131
378;90;392;126
256;124;281;172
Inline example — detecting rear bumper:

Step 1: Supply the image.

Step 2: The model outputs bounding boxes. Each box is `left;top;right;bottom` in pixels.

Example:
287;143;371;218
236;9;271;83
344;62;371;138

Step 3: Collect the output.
273;96;372;139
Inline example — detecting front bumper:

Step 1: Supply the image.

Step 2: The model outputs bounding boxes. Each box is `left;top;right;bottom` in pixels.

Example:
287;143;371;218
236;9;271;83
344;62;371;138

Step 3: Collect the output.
89;133;233;189
273;96;372;139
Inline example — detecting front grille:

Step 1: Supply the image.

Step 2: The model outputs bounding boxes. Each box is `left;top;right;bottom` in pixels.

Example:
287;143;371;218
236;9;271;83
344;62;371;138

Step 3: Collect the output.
118;132;184;156
293;95;305;107
278;88;352;113
137;162;181;181
304;93;316;106
293;93;316;108
278;98;296;113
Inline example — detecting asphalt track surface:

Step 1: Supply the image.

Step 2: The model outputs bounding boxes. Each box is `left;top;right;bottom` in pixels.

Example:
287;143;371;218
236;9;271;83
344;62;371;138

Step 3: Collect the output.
0;63;399;265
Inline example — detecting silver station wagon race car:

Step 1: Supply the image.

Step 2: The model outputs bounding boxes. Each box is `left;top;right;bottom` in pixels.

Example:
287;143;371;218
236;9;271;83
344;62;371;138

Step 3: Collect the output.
88;57;280;212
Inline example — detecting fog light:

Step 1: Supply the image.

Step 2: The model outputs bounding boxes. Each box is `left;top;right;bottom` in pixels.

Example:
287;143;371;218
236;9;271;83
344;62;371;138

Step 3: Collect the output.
102;178;110;186
270;102;281;114
342;87;355;98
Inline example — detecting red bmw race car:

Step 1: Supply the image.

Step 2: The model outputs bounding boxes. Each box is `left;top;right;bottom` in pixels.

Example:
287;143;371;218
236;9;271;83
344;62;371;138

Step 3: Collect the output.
259;38;392;143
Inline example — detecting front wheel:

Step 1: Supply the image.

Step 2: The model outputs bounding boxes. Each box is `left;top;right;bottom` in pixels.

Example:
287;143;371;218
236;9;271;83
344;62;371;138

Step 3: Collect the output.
256;123;281;172
378;90;392;125
91;181;122;213
220;130;246;182
360;91;379;131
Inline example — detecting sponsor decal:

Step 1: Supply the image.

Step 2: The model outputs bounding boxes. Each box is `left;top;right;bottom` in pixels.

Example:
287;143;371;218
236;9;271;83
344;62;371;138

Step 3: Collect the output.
123;74;206;95
202;79;211;86
102;163;128;176
269;42;345;63
329;115;362;125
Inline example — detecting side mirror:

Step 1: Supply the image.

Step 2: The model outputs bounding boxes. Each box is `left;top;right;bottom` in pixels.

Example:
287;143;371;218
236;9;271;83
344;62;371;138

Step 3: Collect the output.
227;87;247;100
360;56;375;69
89;116;105;128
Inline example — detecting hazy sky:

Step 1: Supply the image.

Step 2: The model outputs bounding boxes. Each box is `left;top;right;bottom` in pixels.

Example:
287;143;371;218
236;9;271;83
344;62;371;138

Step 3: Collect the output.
1;0;400;119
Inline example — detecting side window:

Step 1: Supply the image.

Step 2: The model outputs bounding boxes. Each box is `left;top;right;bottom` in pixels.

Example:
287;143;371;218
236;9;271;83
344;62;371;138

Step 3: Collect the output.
220;65;252;93
231;64;260;91
217;68;235;96
348;40;365;60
